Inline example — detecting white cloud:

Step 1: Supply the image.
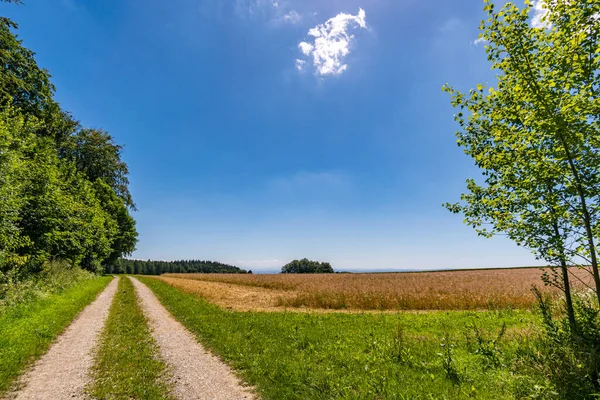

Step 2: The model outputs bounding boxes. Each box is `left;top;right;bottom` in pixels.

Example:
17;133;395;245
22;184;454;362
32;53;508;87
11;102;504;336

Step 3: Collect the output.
296;8;368;76
282;10;301;24
531;0;551;28
298;42;314;55
472;37;488;46
295;59;306;71
235;0;303;26
234;0;275;18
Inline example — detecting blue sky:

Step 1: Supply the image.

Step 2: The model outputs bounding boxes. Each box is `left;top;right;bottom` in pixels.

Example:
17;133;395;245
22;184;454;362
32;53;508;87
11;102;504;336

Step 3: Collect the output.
5;0;543;272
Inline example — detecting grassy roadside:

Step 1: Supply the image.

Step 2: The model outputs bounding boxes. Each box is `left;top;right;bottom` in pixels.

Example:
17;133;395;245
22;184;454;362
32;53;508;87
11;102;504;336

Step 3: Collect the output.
0;275;112;395
139;276;550;400
90;277;172;400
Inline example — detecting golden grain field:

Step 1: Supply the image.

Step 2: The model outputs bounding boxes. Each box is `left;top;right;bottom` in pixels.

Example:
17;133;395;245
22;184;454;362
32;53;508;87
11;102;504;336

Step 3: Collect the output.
159;267;594;311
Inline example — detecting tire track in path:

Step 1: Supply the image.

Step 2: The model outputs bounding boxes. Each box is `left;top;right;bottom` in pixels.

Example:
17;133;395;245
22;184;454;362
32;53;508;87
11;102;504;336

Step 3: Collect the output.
7;277;119;400
129;277;256;400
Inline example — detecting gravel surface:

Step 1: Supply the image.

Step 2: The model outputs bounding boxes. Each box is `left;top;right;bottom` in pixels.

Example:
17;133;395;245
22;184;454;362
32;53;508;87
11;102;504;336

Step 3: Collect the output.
129;277;256;400
7;277;118;400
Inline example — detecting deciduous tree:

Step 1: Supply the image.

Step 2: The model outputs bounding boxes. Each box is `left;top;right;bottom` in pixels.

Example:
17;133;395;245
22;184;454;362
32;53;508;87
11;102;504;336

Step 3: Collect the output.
281;259;334;274
444;0;600;329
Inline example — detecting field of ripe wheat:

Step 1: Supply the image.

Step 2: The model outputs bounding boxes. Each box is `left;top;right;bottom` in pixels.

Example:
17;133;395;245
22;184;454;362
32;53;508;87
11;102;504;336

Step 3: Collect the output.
160;267;593;311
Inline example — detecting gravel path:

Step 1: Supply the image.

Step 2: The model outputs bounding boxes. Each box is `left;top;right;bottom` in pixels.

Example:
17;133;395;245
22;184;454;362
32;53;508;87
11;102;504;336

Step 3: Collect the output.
129;277;256;400
8;277;119;400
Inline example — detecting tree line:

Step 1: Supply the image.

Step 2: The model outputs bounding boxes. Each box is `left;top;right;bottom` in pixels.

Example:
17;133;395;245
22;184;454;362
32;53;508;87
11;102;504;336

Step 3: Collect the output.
0;4;137;277
111;258;335;275
110;259;249;275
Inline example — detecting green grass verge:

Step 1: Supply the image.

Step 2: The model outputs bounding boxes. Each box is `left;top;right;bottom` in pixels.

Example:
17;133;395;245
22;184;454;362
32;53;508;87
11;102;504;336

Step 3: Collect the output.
139;276;551;400
90;277;172;400
0;275;112;395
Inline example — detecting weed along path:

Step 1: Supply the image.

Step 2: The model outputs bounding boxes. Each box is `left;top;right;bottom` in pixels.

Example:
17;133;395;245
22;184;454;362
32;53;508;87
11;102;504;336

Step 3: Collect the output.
8;277;119;400
129;277;256;400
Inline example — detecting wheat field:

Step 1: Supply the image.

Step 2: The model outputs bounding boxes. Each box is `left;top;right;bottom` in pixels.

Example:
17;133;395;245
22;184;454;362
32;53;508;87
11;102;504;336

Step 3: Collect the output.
160;267;594;311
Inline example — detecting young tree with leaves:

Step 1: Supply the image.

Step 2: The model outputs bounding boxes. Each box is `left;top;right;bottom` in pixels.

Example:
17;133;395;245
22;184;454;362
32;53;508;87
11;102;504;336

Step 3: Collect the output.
444;0;600;329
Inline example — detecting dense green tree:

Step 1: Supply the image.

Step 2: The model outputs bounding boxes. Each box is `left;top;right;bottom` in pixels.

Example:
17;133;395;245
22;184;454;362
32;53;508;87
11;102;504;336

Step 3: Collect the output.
92;179;137;265
0;107;35;270
113;259;125;274
62;129;136;210
0;106;115;273
17;155;112;272
281;259;334;274
0;10;138;276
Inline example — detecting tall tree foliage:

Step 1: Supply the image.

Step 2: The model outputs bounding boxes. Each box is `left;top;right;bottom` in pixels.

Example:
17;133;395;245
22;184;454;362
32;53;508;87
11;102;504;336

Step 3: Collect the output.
444;0;600;329
0;108;35;264
0;5;137;274
62;129;136;210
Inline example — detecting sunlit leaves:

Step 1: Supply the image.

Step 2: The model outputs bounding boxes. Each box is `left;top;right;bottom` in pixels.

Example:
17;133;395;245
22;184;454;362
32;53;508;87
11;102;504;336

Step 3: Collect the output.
444;0;600;281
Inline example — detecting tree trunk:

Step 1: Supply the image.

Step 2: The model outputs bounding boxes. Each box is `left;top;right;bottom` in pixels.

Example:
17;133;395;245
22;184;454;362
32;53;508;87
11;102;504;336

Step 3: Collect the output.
564;153;600;307
560;260;578;335
579;197;600;306
555;133;600;307
550;217;578;334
